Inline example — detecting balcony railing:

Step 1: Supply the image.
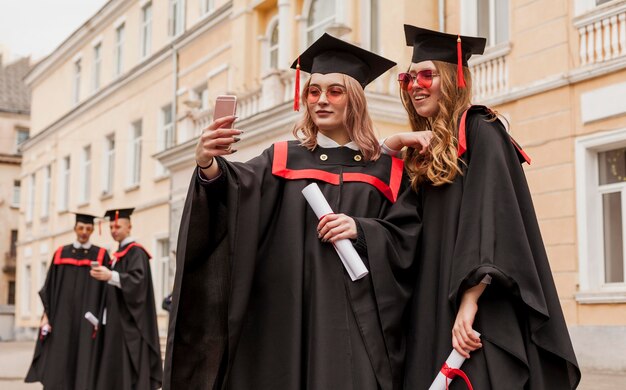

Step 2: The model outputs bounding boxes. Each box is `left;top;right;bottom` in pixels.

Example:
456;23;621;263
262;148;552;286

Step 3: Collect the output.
469;43;511;101
3;252;16;274
575;2;626;66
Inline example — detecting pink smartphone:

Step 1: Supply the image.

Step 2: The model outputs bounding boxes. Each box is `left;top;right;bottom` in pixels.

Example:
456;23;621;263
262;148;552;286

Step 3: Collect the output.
213;95;237;129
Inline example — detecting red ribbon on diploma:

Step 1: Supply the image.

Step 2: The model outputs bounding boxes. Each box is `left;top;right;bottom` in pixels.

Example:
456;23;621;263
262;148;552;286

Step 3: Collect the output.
441;362;473;390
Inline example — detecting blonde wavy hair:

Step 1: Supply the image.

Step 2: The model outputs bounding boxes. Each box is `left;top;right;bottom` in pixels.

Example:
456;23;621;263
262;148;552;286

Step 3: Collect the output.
293;75;381;161
400;61;473;189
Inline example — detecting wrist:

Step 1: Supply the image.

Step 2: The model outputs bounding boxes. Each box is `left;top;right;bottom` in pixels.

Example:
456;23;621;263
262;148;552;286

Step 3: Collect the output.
196;157;214;169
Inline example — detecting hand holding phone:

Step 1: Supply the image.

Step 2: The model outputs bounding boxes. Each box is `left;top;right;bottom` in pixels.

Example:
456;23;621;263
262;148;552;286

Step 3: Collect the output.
91;261;100;268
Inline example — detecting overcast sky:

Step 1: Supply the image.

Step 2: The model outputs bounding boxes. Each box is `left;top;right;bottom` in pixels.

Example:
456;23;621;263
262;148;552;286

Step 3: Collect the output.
0;0;108;61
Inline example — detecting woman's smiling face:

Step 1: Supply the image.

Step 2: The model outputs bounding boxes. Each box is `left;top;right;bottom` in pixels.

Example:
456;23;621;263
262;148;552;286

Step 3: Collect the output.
408;61;441;118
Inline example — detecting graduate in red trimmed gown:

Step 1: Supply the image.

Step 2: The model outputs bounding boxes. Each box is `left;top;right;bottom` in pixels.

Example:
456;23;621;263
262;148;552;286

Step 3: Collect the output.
90;208;162;389
25;213;109;390
386;25;581;389
164;34;430;390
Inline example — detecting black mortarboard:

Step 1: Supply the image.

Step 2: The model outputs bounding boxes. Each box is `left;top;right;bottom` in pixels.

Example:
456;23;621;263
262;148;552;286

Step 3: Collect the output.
74;212;97;224
291;33;396;88
290;33;396;110
104;208;135;224
403;25;486;87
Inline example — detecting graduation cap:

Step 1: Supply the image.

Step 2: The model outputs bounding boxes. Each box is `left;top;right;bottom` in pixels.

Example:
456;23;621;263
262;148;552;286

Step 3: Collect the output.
290;33;396;110
104;208;135;225
403;24;486;88
73;212;97;225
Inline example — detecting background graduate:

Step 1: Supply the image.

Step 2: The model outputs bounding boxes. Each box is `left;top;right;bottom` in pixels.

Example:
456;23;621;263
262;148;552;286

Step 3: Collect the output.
164;34;421;390
25;213;109;389
90;208;162;390
389;25;581;389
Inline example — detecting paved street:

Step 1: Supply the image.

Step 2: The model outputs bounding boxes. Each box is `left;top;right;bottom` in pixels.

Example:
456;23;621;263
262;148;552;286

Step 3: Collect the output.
2;341;626;389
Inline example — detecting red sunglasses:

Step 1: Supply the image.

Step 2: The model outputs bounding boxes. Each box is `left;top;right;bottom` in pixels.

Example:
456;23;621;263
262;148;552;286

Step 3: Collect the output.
398;70;439;90
305;85;347;104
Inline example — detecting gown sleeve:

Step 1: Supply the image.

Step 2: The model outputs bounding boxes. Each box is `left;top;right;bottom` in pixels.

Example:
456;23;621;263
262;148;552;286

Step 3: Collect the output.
449;110;580;387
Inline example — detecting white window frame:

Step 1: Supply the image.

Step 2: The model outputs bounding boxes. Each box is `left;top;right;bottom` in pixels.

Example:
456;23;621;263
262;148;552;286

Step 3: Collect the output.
58;156;71;212
169;0;186;38
102;134;115;196
266;17;279;71
73;58;82;104
93;43;102;91
114;23;125;77
460;0;509;48
304;0;337;46
576;127;626;303
21;261;32;316
26;173;35;223
12;180;20;207
159;104;175;151
128;120;143;187
153;235;172;314
41;165;51;218
201;0;215;15
80;145;91;204
360;0;379;52
15;127;29;152
574;0;617;16
140;2;153;59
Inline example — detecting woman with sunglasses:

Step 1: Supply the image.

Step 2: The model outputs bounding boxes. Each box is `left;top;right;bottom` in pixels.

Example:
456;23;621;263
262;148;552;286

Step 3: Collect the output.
384;25;581;389
164;34;421;390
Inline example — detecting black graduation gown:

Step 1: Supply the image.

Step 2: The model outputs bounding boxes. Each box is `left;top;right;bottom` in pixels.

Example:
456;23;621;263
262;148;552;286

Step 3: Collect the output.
25;244;109;390
404;106;581;389
164;141;421;390
92;242;163;390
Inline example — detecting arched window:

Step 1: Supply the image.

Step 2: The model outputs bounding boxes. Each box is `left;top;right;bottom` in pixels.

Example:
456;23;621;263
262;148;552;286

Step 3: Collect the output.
269;21;279;69
306;0;336;45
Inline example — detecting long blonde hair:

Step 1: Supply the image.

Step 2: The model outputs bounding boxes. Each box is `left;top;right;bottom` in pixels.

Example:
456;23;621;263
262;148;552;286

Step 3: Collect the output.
401;61;473;189
293;75;381;161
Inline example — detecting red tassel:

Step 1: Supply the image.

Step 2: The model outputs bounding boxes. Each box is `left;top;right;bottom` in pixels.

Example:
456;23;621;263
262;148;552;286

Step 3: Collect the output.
115;210;119;226
293;57;301;111
457;35;466;88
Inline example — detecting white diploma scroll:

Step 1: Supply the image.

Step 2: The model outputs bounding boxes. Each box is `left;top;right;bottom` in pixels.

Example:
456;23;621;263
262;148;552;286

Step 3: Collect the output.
429;331;481;390
302;183;369;281
84;311;99;327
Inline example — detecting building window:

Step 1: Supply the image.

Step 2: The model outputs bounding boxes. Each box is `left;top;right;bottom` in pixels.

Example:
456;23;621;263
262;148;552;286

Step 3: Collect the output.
22;264;31;315
155;238;171;311
141;2;153;58
268;20;279;70
160;104;175;151
15;127;29;152
576;129;626;301
193;86;209;110
26;174;35;223
58;156;71;212
129;120;142;186
80;146;91;204
114;23;125;76
461;0;509;47
12;180;20;207
169;0;185;38
103;134;115;196
8;281;15;305
41;165;51;218
93;43;102;91
73;58;81;104
202;0;214;15
306;0;336;45
10;230;17;258
596;0;613;5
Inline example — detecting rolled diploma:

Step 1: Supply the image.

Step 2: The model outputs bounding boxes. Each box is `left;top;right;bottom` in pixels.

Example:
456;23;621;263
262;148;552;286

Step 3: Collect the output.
428;331;481;390
302;183;369;281
84;311;99;327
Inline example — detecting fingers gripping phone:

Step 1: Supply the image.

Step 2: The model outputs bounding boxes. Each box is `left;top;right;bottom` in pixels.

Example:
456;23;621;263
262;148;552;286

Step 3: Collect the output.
213;95;237;129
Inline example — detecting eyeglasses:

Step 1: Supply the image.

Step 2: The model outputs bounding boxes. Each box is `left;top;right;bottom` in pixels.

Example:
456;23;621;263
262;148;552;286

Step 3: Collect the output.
305;85;347;104
398;70;439;90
